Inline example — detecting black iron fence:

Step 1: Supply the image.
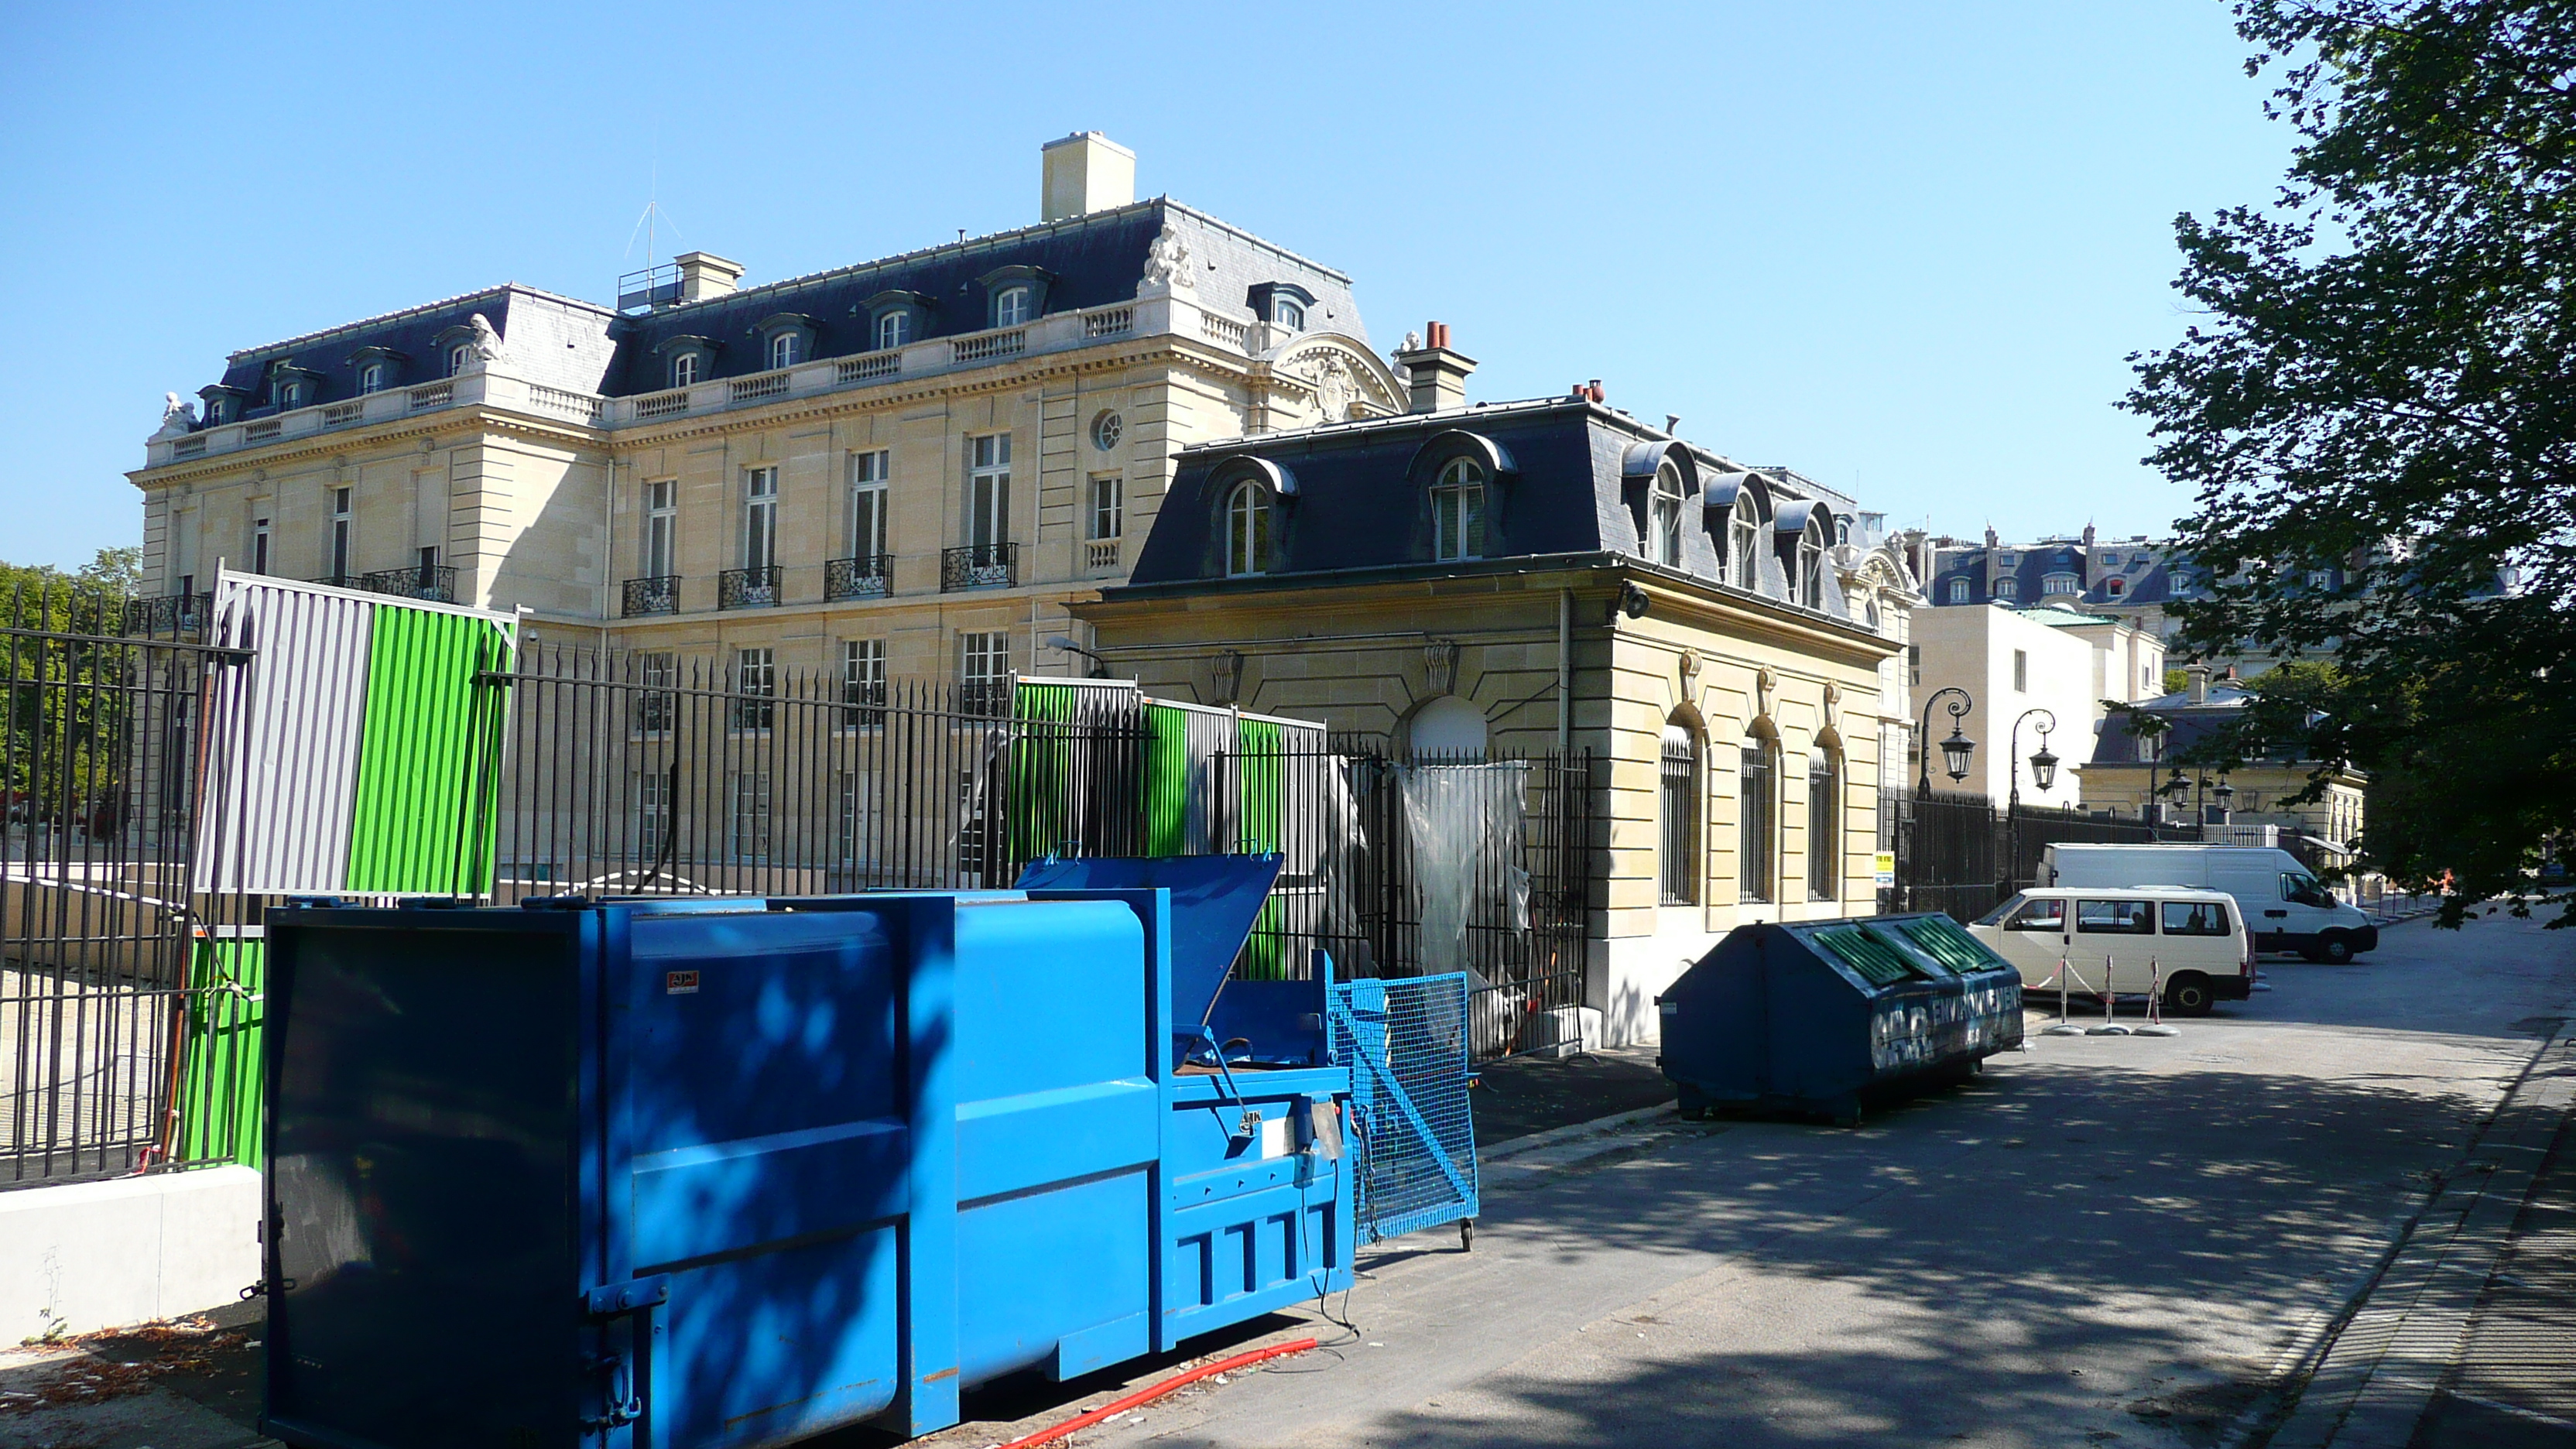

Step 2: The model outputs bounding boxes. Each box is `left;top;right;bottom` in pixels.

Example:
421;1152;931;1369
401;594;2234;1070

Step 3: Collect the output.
1890;787;2197;920
5;583;238;1186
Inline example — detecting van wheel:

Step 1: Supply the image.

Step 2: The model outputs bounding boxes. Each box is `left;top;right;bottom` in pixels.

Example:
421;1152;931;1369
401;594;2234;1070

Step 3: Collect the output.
2164;973;2215;1017
2319;934;2355;964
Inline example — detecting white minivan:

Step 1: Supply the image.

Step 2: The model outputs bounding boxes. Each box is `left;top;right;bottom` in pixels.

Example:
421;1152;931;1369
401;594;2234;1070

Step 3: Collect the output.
1968;886;2255;1016
2041;844;2380;963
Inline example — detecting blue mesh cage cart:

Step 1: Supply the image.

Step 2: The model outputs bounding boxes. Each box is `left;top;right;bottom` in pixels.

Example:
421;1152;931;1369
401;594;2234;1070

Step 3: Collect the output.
1656;913;2024;1127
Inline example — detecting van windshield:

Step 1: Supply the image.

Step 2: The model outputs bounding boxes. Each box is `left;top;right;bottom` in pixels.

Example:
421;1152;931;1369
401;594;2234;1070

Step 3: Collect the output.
1974;894;2026;927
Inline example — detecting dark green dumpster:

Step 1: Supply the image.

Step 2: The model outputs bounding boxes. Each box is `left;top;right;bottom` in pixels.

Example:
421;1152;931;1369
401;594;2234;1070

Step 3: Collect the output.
1656;913;2023;1125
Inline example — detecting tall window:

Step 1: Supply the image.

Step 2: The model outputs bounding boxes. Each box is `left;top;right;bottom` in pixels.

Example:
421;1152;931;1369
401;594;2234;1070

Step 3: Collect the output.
743;467;779;572
1649;462;1684;567
994;285;1032;327
643;479;677;578
1797;515;1828;608
731;771;772;862
1808;749;1840;901
842;638;887;713
358;361;385;395
252;516;272;575
769;332;802;369
1088;474;1124;540
968;434;1011;551
1431;457;1486;561
278;381;303;409
1225;481;1270;577
635;769;672;857
1947;577;1970;603
1728;492;1761;588
732;646;775;731
1739;738;1777;904
1659;722;1699;905
670;352;700;388
329;488;351;581
2012;648;2028;693
960;631;1009;714
635;650;677;734
877;311;912;350
448;344;471;377
849;450;890;560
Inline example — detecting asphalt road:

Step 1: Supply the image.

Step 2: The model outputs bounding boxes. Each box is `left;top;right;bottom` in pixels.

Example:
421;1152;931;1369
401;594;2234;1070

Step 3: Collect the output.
1018;911;2576;1449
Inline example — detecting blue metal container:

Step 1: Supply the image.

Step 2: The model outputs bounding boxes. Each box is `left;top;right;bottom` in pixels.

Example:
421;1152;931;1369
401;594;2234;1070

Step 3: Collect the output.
1656;913;2023;1126
259;856;1360;1448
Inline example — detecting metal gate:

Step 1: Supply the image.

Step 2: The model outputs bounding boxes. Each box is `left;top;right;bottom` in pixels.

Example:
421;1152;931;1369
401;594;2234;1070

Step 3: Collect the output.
1329;974;1479;1245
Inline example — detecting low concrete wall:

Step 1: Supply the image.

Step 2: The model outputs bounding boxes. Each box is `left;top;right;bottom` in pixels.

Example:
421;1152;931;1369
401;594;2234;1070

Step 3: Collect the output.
0;1167;260;1340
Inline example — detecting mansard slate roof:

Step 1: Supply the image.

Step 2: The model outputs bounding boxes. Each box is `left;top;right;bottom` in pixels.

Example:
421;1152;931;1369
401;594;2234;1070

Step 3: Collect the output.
1115;398;1865;623
205;285;596;411
188;198;1365;414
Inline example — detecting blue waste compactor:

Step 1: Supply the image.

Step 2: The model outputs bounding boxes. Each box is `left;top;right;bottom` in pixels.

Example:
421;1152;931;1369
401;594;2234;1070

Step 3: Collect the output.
1656;913;2023;1125
257;855;1405;1449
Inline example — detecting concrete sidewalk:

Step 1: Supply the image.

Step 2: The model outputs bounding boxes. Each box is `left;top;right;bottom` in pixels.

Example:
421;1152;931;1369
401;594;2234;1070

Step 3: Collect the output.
2265;1026;2576;1449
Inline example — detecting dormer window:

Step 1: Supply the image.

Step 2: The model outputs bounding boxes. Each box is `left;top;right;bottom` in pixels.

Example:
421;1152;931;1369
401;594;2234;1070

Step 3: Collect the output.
2043;571;2080;595
2105;577;2127;597
672;352;700;387
1225;480;1271;577
878;311;912;349
1796;513;1830;608
1649;463;1684;566
863;289;932;352
655;335;716;391
977;267;1053;331
277;380;303;409
1246;283;1319;334
1431;457;1486;562
1995;551;2017;567
448;344;471;377
1947;577;1971;603
754;313;819;373
207;397;230;424
1995;577;2019;601
2102;551;2121;566
359;362;385;394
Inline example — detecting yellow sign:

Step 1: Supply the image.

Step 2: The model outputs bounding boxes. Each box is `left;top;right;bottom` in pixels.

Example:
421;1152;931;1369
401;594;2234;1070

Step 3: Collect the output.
1873;851;1896;888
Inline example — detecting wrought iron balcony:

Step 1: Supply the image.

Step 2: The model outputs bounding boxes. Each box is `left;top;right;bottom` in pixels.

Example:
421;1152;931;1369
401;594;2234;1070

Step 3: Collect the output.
363;564;457;603
718;566;783;610
122;591;210;636
310;573;358;589
940;543;1019;592
622;575;681;616
824;554;894;601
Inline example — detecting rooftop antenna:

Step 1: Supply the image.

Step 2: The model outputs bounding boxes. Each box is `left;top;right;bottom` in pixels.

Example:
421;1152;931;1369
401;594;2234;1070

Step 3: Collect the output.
618;146;687;313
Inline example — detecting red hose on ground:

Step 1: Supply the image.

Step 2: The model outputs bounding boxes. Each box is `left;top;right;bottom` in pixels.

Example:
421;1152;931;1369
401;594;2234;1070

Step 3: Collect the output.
996;1338;1321;1449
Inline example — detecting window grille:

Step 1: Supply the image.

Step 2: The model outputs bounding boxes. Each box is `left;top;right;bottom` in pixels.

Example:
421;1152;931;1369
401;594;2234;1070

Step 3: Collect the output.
1660;724;1698;905
1739;741;1777;904
1808;751;1839;900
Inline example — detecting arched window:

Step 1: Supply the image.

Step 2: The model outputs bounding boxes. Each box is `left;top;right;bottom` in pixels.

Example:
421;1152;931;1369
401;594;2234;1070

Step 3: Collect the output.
670;351;700;388
1431;457;1486;561
2042;571;2079;596
1797;513;1830;609
1660;720;1699;905
769;331;803;369
358;361;385;395
1728;492;1762;588
1995;577;2019;601
877;310;913;350
1225;481;1271;577
1739;735;1778;904
1273;296;1305;330
994;285;1033;327
1649;462;1684;567
1807;747;1841;900
448;343;471;377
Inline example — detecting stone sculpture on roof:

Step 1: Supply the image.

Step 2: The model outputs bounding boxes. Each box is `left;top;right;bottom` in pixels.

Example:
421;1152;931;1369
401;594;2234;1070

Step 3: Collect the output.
464;313;504;369
152;392;197;440
1138;223;1194;295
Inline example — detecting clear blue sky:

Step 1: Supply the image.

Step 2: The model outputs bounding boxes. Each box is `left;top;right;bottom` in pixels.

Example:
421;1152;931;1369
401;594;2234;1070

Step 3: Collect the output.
0;2;2293;573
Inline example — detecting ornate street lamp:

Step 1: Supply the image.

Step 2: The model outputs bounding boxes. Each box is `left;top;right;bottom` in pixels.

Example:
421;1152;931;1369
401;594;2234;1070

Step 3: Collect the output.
2007;707;2057;892
1918;687;1976;794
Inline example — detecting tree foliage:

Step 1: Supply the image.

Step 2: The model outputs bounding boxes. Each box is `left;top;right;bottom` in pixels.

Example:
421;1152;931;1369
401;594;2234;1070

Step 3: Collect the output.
2127;0;2576;923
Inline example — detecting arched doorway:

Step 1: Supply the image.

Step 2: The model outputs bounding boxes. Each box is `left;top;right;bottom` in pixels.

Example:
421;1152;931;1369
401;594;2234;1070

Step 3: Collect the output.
1409;695;1489;760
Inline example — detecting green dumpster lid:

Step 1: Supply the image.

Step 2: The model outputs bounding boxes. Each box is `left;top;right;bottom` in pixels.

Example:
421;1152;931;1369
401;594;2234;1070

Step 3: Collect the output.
1809;925;1923;986
1888;915;2006;975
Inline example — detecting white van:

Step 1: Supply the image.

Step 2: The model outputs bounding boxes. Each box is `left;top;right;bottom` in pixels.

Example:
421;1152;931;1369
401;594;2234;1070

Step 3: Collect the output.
1968;886;2254;1016
2041;844;2380;963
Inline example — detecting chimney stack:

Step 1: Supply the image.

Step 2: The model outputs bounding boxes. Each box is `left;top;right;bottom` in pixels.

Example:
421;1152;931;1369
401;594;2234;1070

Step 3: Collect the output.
1393;320;1478;413
2187;663;2210;704
673;252;744;303
1041;132;1136;222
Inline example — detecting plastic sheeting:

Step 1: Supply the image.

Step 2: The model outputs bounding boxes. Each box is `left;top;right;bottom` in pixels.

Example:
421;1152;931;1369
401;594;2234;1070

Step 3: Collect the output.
1397;762;1530;978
